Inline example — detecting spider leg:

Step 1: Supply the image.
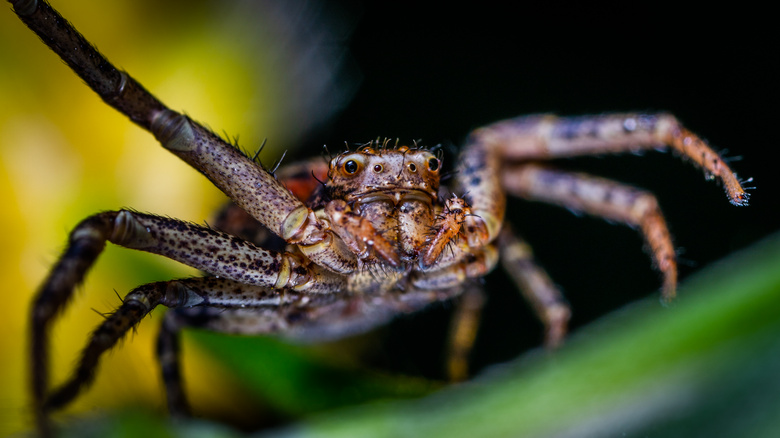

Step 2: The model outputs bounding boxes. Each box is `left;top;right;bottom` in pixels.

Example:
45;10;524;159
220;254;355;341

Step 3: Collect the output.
445;286;486;382
156;279;306;418
210;157;332;249
411;245;499;290
455;139;506;247
30;211;345;424
455;112;749;252
502;164;678;300
157;308;190;418
158;284;472;415
43;281;170;412
44;275;302;416
497;227;570;348
157;304;314;418
472;113;750;206
440;227;570;381
10;0;367;273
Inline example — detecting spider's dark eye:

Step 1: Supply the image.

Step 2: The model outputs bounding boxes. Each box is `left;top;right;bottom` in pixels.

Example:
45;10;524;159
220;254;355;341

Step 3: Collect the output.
408;163;417;172
428;157;439;172
373;164;383;173
344;160;359;174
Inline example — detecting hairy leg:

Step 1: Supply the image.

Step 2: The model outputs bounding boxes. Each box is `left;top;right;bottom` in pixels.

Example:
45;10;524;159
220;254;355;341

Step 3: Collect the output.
43;276;303;417
446;287;486;381
156;284;474;414
498;228;570;348
445;228;570;381
474;113;749;206
29;210;342;431
9;0;376;274
455;112;750;254
502;164;677;300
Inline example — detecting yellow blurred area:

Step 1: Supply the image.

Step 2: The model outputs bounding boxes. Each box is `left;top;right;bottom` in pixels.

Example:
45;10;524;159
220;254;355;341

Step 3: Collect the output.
0;1;300;434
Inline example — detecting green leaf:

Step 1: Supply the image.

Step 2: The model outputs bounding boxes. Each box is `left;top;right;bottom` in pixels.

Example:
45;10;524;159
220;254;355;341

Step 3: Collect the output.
190;332;439;416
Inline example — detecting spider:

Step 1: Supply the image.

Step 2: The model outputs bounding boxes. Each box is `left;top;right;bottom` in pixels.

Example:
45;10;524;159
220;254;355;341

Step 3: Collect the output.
11;1;751;436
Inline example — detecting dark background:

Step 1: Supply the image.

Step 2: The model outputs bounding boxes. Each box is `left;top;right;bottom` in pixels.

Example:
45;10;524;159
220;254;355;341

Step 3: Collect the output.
312;3;778;378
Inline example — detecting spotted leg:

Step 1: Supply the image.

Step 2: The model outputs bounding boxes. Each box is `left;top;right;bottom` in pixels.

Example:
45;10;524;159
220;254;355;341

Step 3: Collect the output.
157;284;476;415
10;0;384;275
498;227;570;348
503;164;678;300
444;227;570;383
30;210;342;430
43;275;311;417
443;226;569;380
476;113;750;206
210;157;331;250
456;113;750;253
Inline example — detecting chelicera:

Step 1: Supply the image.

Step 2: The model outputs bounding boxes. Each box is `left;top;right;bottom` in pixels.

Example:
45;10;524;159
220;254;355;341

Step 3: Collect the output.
10;1;751;436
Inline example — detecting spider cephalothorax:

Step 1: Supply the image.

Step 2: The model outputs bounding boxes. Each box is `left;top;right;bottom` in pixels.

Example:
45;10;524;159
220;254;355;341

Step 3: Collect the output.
11;1;751;436
319;144;483;270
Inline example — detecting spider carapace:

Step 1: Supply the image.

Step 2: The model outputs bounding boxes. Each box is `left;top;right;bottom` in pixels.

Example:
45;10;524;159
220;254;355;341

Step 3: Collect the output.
9;0;750;435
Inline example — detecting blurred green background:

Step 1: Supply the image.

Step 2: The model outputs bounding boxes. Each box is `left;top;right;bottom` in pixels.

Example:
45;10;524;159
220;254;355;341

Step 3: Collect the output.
1;1;777;436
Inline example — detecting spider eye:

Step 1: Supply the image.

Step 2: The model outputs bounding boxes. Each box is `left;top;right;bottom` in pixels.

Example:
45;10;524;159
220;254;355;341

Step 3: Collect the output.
427;157;439;171
408;163;417;172
344;160;359;174
373;164;383;173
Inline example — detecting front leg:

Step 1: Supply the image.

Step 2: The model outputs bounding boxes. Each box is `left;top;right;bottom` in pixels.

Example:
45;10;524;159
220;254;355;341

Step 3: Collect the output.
30;210;342;430
9;0;355;268
10;2;295;235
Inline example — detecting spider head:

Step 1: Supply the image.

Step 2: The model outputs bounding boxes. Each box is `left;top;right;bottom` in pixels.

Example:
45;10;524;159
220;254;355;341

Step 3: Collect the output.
326;145;441;203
